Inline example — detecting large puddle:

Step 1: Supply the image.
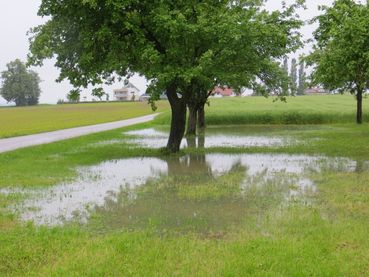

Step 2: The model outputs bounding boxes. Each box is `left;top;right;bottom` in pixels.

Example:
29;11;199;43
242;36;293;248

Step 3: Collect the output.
1;153;360;233
120;127;296;148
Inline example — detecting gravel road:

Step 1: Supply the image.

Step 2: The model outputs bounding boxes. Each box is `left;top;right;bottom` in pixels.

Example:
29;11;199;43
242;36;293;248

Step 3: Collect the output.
0;114;158;153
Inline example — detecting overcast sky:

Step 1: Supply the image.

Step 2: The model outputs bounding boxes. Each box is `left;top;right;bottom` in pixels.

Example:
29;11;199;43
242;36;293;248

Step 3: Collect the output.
0;0;333;105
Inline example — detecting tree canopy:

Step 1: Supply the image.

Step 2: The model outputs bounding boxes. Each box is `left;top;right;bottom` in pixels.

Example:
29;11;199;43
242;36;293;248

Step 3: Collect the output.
28;0;304;151
306;0;369;123
0;59;41;106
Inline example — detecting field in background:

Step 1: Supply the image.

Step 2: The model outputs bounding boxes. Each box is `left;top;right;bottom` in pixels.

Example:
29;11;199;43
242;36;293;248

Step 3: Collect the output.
155;95;369;125
1;95;368;138
207;94;368;124
0;101;169;138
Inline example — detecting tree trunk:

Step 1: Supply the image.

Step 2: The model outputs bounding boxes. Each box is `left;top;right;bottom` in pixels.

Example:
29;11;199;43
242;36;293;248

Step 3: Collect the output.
186;105;198;136
198;130;205;149
357;89;363;124
355;160;365;173
166;85;187;153
197;104;205;129
186;136;197;148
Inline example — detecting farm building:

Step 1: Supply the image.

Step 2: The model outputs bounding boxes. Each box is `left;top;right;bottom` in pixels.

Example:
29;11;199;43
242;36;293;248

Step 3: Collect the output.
304;87;328;95
113;82;140;101
212;86;235;97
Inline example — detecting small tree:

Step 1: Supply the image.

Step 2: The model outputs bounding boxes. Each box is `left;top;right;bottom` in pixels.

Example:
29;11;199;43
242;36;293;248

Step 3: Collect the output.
297;61;306;95
283;57;289;73
67;89;80;103
0;59;41;106
281;57;289;96
307;0;369;124
92;88;105;101
290;58;298;95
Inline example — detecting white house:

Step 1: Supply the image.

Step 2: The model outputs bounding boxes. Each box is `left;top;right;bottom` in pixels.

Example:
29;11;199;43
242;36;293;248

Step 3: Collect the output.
113;82;140;101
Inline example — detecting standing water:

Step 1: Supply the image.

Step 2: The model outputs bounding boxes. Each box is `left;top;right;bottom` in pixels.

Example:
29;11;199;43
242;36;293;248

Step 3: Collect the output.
1;153;358;233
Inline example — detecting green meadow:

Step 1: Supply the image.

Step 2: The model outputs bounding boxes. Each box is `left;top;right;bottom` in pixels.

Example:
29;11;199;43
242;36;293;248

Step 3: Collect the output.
1;95;369;276
0;101;169;138
0;95;367;138
207;94;369;124
156;94;369;125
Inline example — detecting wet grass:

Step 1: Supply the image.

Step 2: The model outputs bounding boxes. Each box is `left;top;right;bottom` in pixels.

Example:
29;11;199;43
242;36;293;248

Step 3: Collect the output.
1;110;369;275
2;172;369;275
1;123;369;189
0;101;169;138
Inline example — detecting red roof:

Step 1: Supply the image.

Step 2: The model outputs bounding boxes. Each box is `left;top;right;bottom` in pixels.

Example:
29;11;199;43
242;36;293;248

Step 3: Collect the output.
212;86;234;96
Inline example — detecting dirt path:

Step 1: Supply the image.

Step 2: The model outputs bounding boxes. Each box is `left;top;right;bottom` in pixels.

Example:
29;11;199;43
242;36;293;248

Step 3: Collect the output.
0;114;158;153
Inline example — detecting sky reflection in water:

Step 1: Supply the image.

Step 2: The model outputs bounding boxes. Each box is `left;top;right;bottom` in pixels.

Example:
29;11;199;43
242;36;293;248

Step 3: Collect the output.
1;153;358;231
123;128;294;148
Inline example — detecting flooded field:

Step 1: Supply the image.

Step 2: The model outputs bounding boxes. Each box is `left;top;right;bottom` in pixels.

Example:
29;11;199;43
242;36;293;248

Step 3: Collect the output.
0;124;368;233
1;152;361;233
2;123;369;276
2;125;368;237
121;127;298;148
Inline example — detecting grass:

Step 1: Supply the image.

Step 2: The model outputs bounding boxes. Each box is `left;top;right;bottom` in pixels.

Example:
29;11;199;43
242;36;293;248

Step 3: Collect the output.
0;95;366;138
0;101;169;138
155;94;369;125
207;94;369;124
1;95;369;275
2;167;369;275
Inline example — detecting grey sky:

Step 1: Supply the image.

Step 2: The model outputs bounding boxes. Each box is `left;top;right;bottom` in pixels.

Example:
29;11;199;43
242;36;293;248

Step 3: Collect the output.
0;0;332;104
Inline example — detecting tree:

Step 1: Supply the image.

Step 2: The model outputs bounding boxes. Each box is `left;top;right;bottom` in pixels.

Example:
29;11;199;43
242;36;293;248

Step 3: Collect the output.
297;60;306;95
182;2;303;136
290;58;298;95
29;0;303;152
186;83;211;135
282;56;289;95
306;0;369;124
92;87;105;101
66;89;80;103
283;57;289;74
0;59;41;106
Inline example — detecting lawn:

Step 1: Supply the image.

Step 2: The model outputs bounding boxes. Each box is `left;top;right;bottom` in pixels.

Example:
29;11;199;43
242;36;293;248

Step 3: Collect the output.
1;95;367;138
0;101;169;138
156;94;369;125
1;95;369;276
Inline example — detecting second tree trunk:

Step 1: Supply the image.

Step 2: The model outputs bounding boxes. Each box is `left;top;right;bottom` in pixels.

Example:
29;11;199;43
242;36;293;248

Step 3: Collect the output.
357;90;363;124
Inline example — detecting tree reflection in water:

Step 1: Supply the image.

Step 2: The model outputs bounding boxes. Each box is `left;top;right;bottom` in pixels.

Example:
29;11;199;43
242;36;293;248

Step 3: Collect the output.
89;143;303;235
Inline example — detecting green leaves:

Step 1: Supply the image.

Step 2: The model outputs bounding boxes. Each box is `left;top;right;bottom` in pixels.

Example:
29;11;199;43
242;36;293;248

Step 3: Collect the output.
0;59;41;106
91;88;105;100
28;0;303;103
307;0;369;94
